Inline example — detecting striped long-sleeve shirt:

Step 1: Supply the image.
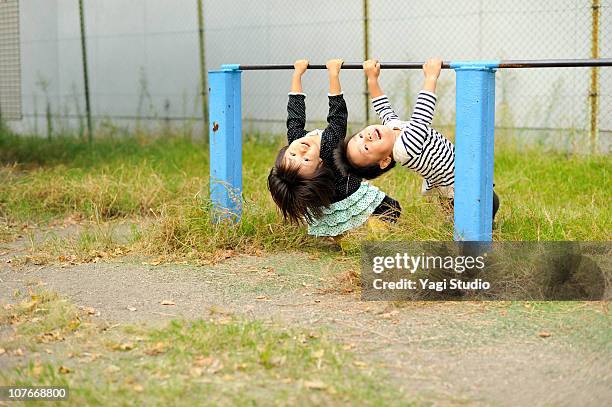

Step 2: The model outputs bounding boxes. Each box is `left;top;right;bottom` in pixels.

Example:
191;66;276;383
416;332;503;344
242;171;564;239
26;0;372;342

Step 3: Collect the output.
372;91;455;198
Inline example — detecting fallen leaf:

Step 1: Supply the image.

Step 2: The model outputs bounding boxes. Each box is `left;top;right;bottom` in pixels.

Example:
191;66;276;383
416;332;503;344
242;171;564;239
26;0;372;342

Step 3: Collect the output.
58;365;72;374
105;365;121;374
304;380;327;390
145;342;166;356
255;295;267;300
82;307;97;315
23;300;38;311
32;362;43;377
127;306;137;312
189;367;203;377
37;331;64;343
342;343;356;351
161;300;175;306
380;311;399;319
194;356;224;374
81;352;100;362
68;318;81;330
270;355;286;367
112;342;135;351
538;331;552;338
217;317;232;325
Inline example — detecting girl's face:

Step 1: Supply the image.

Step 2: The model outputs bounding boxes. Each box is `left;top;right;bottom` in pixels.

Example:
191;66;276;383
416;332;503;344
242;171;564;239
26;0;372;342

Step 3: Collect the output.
283;135;323;177
346;125;395;168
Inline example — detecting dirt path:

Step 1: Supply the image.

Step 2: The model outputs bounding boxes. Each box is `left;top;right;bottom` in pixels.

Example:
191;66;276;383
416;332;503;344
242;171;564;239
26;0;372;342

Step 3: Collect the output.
1;231;610;406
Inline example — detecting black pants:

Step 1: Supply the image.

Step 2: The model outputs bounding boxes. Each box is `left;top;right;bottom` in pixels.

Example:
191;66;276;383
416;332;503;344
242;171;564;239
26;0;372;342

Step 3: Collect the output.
372;195;402;223
372;191;499;224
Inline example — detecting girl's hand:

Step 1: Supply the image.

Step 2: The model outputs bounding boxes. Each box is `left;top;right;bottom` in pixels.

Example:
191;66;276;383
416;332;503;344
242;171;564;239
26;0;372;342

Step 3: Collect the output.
363;59;381;80
326;59;344;76
423;58;442;80
293;59;309;75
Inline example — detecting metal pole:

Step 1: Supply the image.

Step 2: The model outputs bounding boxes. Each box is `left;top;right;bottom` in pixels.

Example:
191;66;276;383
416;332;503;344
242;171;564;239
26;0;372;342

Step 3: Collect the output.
197;0;209;141
590;0;600;154
452;62;497;242
238;62;444;70
209;65;242;221
78;0;93;143
235;59;612;70
363;0;370;125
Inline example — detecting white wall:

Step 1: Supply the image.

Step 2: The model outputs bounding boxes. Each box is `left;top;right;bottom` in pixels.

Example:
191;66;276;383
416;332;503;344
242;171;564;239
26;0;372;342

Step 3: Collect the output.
9;0;611;139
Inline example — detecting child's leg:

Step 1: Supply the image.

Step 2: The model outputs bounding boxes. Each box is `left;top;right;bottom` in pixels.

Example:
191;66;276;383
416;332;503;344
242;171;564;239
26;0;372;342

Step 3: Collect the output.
372;195;401;223
443;188;500;223
492;190;500;222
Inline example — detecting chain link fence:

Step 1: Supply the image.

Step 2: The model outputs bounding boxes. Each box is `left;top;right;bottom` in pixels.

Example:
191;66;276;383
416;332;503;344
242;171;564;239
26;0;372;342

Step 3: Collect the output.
0;0;21;121
0;0;609;151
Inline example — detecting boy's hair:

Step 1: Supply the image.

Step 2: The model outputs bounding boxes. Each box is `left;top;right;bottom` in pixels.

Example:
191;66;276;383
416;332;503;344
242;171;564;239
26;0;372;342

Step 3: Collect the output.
268;146;336;224
333;133;396;180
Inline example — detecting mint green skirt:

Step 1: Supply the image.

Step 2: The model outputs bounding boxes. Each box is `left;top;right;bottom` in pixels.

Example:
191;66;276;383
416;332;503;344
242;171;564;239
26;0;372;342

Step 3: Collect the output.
307;182;386;237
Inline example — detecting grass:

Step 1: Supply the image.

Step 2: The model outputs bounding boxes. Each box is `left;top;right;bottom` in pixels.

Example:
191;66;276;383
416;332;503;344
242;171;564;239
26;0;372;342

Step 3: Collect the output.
0;128;610;264
0;290;411;406
1;291;609;405
0;128;609;405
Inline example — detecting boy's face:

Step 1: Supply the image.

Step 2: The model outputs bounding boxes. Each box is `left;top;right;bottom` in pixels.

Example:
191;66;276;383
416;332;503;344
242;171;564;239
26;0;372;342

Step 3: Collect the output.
346;125;395;168
283;136;323;178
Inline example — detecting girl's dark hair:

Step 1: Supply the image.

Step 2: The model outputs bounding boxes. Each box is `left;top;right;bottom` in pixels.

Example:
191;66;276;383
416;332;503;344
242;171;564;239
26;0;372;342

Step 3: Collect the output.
268;146;336;224
333;133;396;180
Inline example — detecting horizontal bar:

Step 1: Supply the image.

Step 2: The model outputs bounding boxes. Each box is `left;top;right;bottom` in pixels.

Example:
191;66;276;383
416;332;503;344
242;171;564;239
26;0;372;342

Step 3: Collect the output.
237;62;448;70
234;58;612;71
498;58;612;68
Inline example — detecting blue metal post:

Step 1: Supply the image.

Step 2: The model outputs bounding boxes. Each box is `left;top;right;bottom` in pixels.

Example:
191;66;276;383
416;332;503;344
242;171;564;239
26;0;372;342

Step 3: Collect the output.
451;61;499;241
208;64;242;221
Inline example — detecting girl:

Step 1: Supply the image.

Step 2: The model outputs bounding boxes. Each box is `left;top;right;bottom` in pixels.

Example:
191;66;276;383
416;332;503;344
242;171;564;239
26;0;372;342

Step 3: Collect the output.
334;58;499;221
267;59;401;236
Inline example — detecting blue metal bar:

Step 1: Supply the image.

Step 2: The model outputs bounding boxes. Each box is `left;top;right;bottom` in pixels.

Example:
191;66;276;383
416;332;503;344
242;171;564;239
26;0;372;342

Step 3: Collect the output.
452;61;499;241
208;65;242;221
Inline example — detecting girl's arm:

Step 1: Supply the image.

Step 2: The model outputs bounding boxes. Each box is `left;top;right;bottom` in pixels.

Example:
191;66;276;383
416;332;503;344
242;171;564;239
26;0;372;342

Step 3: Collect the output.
327;59;342;95
290;59;308;93
287;60;309;143
320;59;348;162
